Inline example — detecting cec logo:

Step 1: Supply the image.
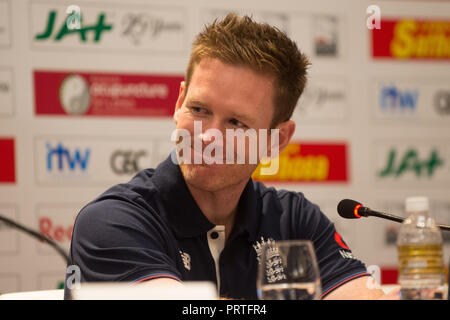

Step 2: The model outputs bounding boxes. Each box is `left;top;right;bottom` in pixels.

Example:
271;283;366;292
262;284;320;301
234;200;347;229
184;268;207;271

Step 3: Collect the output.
110;150;148;175
434;90;450;115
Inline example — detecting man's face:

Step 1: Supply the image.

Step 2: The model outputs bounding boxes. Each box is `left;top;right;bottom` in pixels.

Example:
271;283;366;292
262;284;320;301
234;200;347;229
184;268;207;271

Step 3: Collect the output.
173;58;276;192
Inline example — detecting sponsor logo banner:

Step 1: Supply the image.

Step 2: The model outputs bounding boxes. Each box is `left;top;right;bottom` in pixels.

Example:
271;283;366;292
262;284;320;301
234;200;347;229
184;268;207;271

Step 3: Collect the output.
252;142;348;183
292;76;348;122
0;68;14;116
0;204;19;254
290;13;342;59
0;138;15;183
30;1;186;53
0;0;11;47
34;70;183;117
203;11;342;59
371;19;450;60
36;204;82;254
373;141;450;185
34;136;173;185
313;14;339;57
372;78;450;122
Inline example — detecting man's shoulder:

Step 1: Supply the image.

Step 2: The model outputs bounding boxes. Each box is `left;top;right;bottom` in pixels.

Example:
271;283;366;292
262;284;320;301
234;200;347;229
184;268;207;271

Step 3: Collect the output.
77;168;160;220
99;168;157;200
251;181;321;223
252;180;308;207
251;181;329;239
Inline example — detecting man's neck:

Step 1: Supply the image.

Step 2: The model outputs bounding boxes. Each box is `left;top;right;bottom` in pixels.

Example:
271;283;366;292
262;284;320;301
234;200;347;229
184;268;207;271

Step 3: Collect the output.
185;180;248;240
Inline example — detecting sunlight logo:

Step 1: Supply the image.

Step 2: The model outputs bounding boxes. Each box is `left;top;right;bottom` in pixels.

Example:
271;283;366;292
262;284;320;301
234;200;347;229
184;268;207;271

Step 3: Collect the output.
252;142;348;183
171;121;280;175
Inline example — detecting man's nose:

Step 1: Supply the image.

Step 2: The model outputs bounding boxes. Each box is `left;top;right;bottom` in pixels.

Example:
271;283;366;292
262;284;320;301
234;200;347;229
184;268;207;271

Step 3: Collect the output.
197;119;225;146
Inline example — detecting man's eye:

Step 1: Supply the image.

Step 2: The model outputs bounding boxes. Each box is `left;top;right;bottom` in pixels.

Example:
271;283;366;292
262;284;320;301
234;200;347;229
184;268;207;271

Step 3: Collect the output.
191;107;207;114
229;118;247;128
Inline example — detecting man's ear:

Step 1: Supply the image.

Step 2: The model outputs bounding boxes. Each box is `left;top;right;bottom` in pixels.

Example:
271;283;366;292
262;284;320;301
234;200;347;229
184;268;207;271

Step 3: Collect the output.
272;120;295;155
173;81;186;124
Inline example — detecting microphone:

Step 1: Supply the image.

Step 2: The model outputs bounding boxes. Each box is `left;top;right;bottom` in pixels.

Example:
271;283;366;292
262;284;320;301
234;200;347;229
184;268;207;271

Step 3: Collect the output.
0;213;69;263
337;199;450;231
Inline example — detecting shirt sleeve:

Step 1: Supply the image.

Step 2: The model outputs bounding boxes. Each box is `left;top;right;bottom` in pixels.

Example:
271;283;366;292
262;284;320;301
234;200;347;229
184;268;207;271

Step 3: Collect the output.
68;197;182;285
288;193;370;299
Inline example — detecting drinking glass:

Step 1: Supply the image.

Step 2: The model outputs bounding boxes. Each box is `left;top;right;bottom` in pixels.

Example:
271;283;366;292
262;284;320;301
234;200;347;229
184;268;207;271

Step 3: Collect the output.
257;240;321;300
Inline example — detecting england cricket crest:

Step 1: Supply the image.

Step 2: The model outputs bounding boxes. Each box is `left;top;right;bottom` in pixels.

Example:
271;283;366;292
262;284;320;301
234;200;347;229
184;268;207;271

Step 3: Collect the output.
253;237;287;283
179;251;191;271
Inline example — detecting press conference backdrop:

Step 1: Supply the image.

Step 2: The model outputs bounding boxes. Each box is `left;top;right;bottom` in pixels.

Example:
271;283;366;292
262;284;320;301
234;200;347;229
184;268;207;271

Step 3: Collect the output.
0;0;449;293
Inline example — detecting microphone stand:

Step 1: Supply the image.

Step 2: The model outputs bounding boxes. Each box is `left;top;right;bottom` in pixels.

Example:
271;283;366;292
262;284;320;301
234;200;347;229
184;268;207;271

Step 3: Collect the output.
361;207;450;231
0;214;69;264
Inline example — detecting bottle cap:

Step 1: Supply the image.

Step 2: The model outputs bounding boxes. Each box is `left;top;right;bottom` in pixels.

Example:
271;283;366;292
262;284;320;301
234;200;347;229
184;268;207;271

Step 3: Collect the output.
405;196;429;212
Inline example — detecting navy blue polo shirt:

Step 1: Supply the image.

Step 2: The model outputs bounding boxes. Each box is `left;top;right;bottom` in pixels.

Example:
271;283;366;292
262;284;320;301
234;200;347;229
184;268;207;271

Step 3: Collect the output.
65;153;369;299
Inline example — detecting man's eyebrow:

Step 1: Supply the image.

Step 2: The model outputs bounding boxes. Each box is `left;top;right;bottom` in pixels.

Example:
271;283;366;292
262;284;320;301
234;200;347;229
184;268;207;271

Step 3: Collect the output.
186;98;253;123
228;111;253;123
185;99;209;107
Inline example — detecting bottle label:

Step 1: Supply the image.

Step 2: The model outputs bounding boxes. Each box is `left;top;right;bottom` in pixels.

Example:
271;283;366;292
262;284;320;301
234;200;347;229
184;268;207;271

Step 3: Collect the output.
398;244;444;276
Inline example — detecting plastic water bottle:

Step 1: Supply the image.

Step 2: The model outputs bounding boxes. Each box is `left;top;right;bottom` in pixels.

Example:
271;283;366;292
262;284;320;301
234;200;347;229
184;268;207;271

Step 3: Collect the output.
397;197;446;300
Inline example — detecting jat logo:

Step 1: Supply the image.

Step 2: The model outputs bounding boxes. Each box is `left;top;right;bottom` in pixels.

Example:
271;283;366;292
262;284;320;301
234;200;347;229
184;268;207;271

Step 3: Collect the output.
46;143;90;172
35;9;112;43
378;148;444;178
252;142;348;183
372;19;450;59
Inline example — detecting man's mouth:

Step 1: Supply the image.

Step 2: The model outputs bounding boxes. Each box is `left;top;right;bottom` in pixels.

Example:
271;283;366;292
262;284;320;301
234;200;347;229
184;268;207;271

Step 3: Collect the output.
190;147;235;165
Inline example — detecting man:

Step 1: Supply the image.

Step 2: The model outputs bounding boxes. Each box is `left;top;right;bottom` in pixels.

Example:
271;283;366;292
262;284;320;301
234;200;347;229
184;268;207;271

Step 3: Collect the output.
65;13;391;300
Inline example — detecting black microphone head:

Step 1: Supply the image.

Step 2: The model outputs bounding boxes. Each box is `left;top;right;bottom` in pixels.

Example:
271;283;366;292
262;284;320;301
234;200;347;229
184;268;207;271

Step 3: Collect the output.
337;199;364;219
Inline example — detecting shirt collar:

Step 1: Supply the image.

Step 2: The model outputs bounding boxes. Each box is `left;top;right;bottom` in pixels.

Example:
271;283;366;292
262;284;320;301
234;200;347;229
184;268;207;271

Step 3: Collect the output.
152;151;259;241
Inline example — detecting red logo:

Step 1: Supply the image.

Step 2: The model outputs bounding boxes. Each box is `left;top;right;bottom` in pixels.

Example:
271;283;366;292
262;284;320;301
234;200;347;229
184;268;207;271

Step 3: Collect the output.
371;19;450;60
39;217;73;243
34;70;184;117
334;231;350;250
0;138;16;183
252;142;349;183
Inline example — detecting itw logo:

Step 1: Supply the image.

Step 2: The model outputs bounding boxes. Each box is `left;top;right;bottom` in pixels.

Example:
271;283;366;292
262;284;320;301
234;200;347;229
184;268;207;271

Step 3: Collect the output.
380;86;418;110
378;148;444;178
46;143;90;171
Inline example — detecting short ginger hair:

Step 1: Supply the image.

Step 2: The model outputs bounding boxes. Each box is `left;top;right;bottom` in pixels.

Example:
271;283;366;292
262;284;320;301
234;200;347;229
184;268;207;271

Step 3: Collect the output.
185;13;310;127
